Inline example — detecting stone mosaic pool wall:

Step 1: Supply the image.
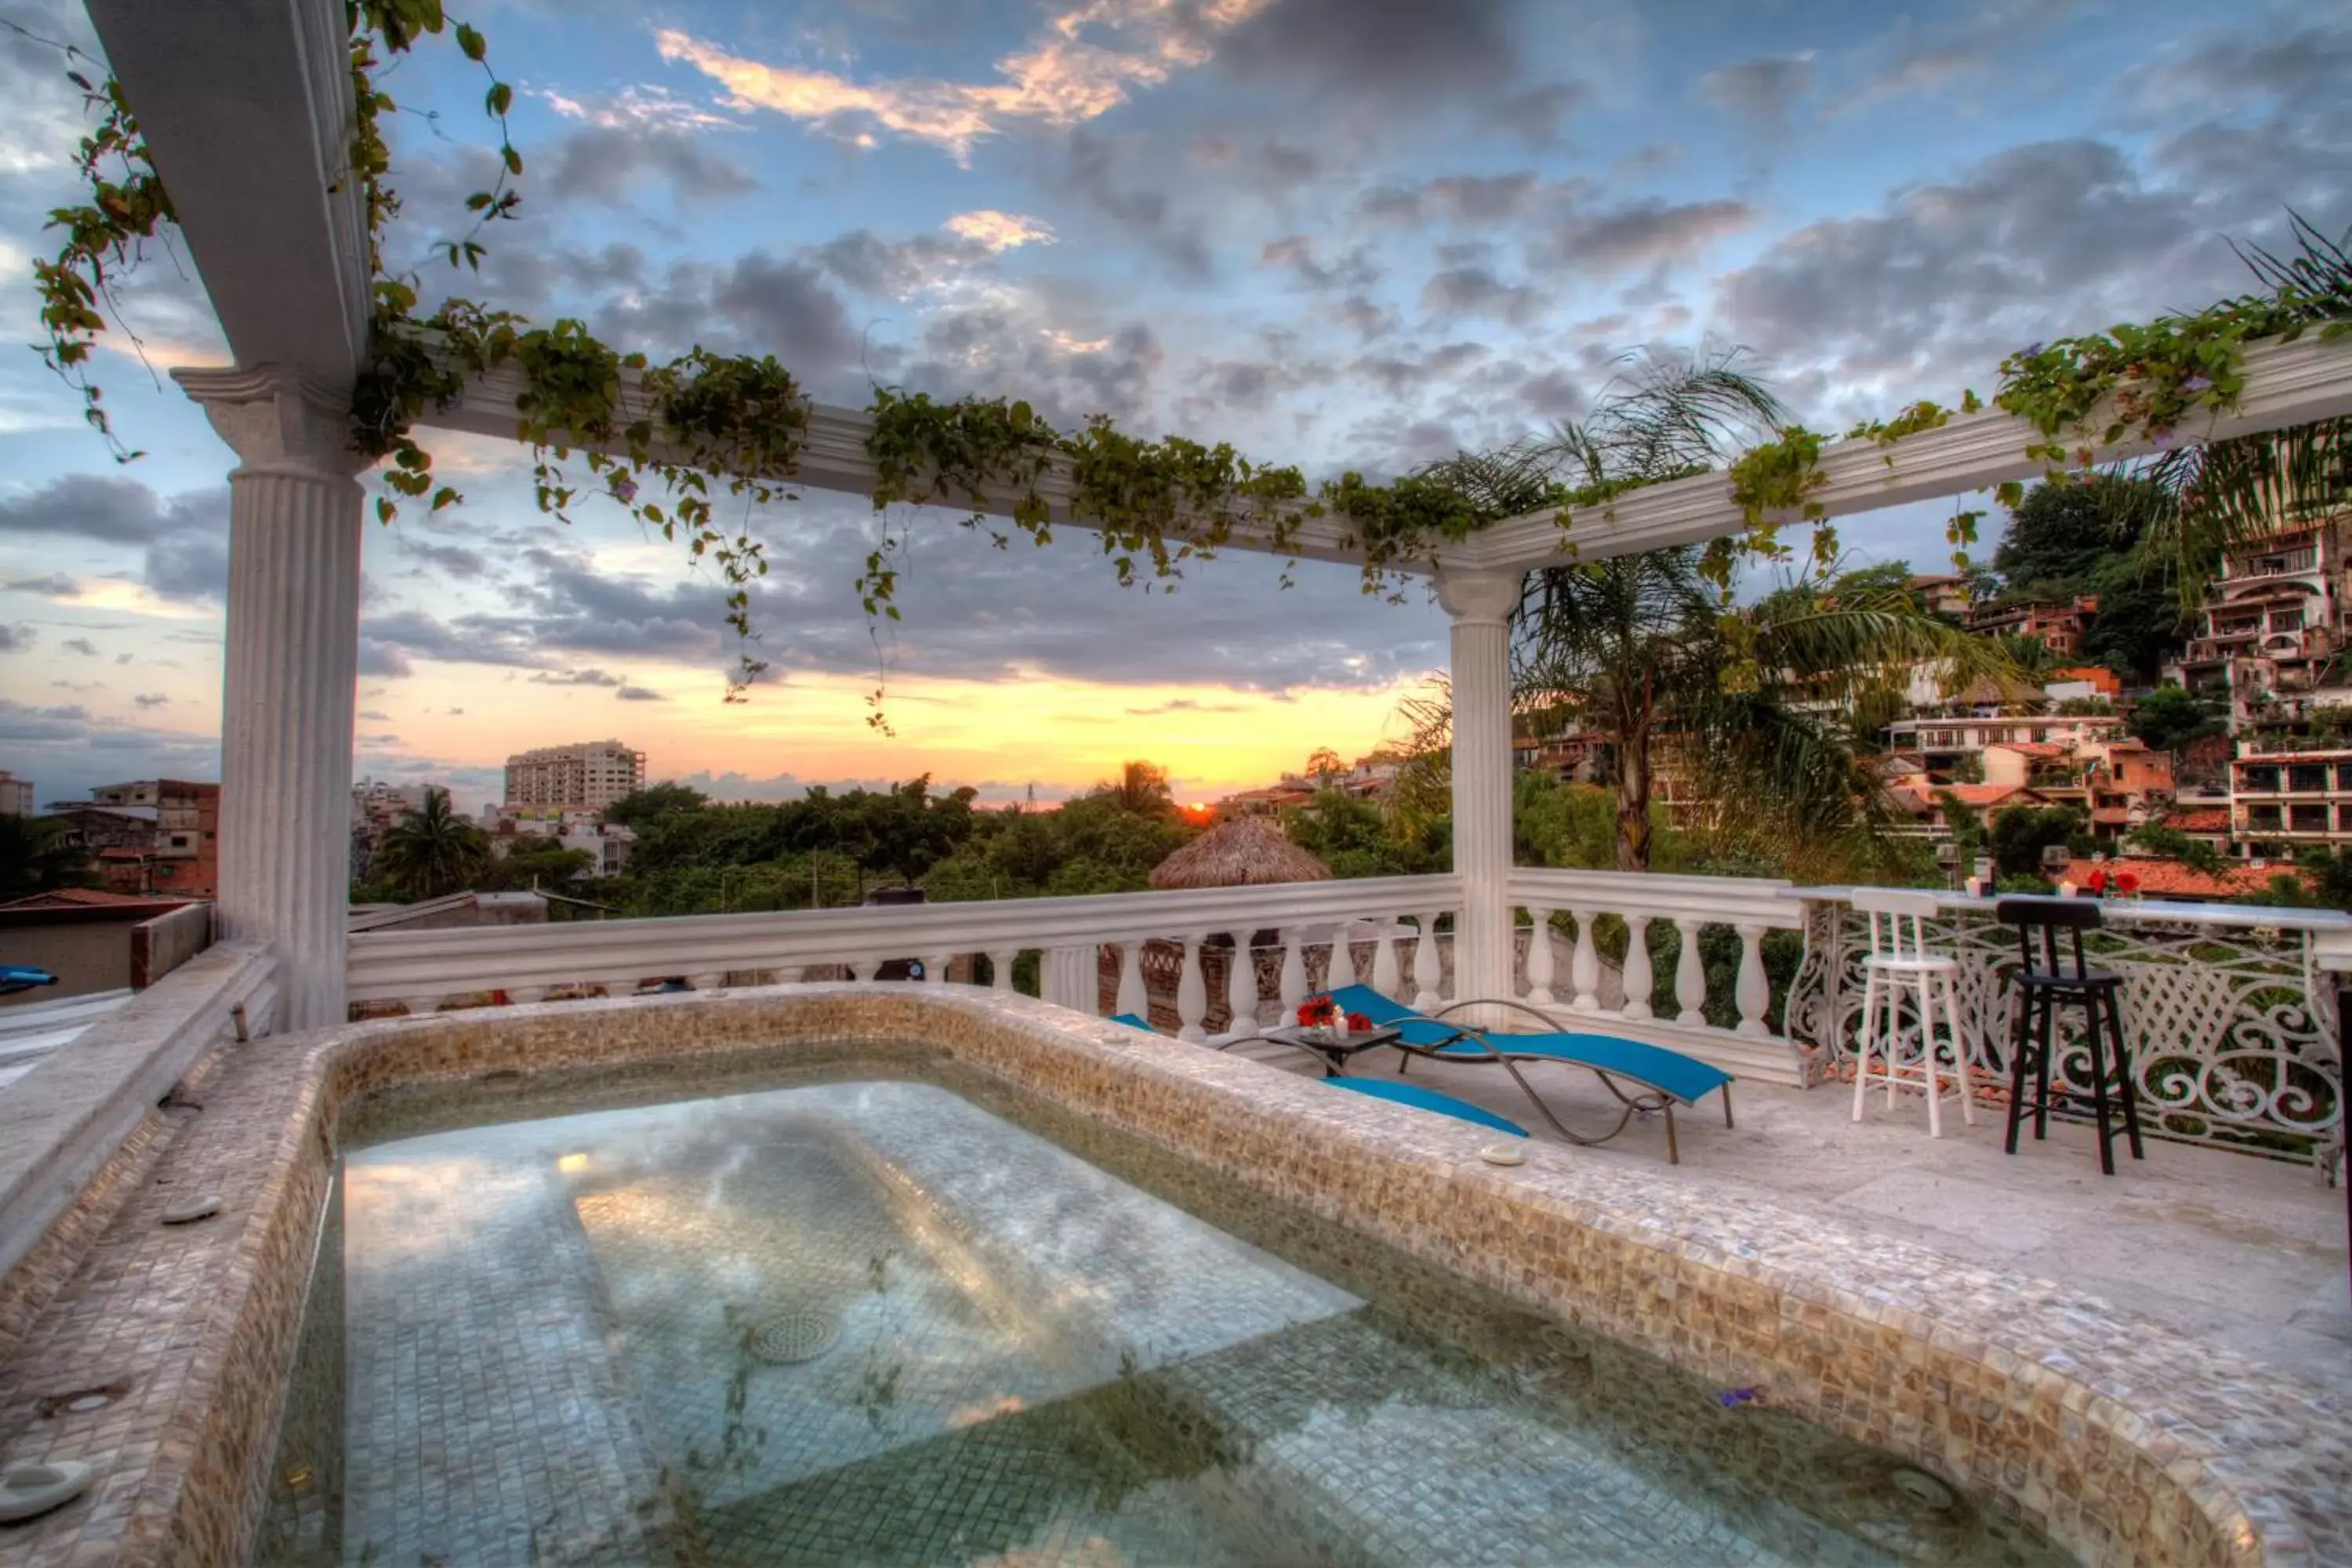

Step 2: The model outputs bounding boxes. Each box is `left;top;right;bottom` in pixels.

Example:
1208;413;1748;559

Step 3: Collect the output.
0;983;2340;1566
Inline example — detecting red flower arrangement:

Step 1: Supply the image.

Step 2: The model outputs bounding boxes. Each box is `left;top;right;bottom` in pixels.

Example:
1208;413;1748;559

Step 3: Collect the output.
2082;869;2141;897
1296;995;1374;1031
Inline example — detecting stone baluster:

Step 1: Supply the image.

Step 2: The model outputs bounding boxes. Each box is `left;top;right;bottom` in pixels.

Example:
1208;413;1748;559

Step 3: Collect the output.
1523;906;1557;1005
1413;913;1444;1011
1177;935;1210;1042
1278;930;1308;1011
1673;918;1707;1023
689;971;725;992
1225;931;1260;1035
1621;916;1655;1020
849;959;877;982
1116;941;1150;1020
923;952;954;985
780;966;807;984
1736;923;1771;1036
402;995;441;1018
1371;922;1403;1000
1569;908;1602;1014
1326;922;1359;992
506;986;546;1006
986;949;1018;993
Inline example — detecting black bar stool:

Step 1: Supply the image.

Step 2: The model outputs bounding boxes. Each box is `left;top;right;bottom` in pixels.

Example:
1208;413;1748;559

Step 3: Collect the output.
1994;897;2145;1174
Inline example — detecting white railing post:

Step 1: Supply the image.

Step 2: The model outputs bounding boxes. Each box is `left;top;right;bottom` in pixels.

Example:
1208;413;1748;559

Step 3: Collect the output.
923;951;953;984
1413;913;1443;1010
1372;923;1403;1000
689;971;724;992
507;985;546;1005
1278;929;1308;1011
985;949;1017;993
1569;908;1602;1014
1621;915;1655;1020
1325;922;1359;991
1116;940;1149;1019
1177;934;1210;1042
1736;922;1770;1036
1225;931;1260;1036
849;959;877;982
1674;917;1707;1023
780;965;806;984
1523;906;1556;1005
1041;945;1096;1012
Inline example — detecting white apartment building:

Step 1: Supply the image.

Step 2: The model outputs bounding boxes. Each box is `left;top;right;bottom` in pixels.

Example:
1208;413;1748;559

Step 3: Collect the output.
1882;713;2129;783
502;741;648;812
2167;517;2352;728
0;771;32;816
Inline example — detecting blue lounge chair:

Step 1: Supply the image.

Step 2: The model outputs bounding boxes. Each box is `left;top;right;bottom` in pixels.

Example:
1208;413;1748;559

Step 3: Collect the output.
0;966;57;997
1108;1013;1527;1140
1319;985;1734;1164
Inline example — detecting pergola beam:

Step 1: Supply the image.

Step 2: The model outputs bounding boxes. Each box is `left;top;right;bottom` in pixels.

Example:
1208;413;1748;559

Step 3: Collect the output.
1461;335;2352;572
417;334;2352;577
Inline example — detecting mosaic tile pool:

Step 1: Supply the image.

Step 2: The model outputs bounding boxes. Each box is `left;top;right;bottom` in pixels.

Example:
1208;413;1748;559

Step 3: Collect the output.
260;1054;2072;1566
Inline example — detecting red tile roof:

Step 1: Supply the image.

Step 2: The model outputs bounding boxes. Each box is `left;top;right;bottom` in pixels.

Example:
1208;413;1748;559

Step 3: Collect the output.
2068;857;2289;900
0;887;192;913
2166;808;2230;833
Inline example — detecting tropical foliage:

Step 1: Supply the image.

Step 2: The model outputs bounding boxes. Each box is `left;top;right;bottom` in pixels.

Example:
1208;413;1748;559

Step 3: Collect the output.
369;787;490;902
0;815;97;899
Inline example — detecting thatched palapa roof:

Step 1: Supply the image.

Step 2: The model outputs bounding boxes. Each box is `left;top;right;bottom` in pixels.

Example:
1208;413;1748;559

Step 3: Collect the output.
1149;816;1333;890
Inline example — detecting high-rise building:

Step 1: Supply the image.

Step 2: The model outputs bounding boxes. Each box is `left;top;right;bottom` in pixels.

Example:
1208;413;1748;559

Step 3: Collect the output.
503;741;648;812
0;771;32;816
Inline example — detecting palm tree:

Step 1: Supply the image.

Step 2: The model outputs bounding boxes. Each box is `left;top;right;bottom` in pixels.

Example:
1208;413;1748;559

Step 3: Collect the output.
0;815;96;898
1515;548;2007;871
372;787;491;902
2133;216;2350;579
1091;759;1178;819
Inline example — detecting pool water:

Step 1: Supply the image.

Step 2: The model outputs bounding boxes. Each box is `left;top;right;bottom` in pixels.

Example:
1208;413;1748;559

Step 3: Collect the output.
259;1052;2073;1566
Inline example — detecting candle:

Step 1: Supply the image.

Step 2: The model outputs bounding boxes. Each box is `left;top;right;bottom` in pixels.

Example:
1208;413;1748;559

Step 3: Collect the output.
2058;880;2077;897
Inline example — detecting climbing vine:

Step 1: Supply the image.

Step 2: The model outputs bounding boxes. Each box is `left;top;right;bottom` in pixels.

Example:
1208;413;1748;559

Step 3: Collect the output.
26;5;2352;714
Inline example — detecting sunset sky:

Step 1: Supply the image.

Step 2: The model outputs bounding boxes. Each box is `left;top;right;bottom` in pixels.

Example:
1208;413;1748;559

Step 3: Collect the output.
0;0;2344;811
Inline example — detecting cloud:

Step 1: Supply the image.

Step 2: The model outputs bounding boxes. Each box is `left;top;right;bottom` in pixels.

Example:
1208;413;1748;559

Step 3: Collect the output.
1698;53;1816;136
5;574;76;597
63;637;97;657
529;668;626;688
1358;172;1555;228
1480;82;1590;149
1421;267;1546;326
0;623;30;652
540;83;743;135
1538;198;1754;274
358;710;390;721
133;692;169;710
1714;132;2352;407
357;641;414;678
1258;236;1380;292
944;211;1057;251
1062;128;1215;283
539;122;760;208
1218;0;1519;107
592;251;864;391
0;475;231;604
616;684;670;702
656;2;1266;164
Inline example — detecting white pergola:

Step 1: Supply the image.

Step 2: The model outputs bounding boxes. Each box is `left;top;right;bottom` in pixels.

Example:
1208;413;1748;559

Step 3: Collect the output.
89;0;2352;1029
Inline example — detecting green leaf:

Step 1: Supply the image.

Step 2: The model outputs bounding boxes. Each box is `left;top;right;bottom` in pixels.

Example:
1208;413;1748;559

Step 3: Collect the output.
456;23;485;60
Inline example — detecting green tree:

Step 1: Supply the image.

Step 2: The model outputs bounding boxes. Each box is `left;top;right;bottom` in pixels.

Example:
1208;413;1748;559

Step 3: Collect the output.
1987;804;2089;879
2124;821;2223;875
1994;478;2136;599
2129;685;2224;753
478;840;596;891
372;788;492;901
1089;760;1178;820
604;781;709;828
0;815;96;898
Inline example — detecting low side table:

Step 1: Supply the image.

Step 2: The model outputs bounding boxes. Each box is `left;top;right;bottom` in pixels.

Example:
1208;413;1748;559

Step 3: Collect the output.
1254;1023;1405;1077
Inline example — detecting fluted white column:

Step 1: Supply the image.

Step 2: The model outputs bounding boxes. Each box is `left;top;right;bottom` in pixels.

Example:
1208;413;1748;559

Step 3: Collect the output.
1440;568;1523;1022
176;366;368;1032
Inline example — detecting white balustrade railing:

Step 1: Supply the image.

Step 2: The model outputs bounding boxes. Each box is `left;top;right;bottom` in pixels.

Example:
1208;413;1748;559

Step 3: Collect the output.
345;875;1463;1044
1785;890;2351;1167
1505;868;1813;1085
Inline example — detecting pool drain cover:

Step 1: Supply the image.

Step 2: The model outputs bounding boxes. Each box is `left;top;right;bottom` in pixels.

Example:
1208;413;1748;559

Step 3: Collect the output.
750;1310;840;1365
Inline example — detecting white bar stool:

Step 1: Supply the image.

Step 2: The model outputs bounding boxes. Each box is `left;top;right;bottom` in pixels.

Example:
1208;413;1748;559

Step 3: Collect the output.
1851;887;1976;1136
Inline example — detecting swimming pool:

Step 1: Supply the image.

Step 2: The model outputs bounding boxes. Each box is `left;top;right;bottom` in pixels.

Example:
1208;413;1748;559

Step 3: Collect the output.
260;1056;2068;1565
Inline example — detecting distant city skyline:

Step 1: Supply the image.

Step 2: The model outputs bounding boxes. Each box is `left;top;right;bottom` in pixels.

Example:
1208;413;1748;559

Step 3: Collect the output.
0;0;2343;810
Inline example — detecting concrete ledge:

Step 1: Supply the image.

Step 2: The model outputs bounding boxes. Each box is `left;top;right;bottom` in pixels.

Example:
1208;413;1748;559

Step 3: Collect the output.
0;942;275;1284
